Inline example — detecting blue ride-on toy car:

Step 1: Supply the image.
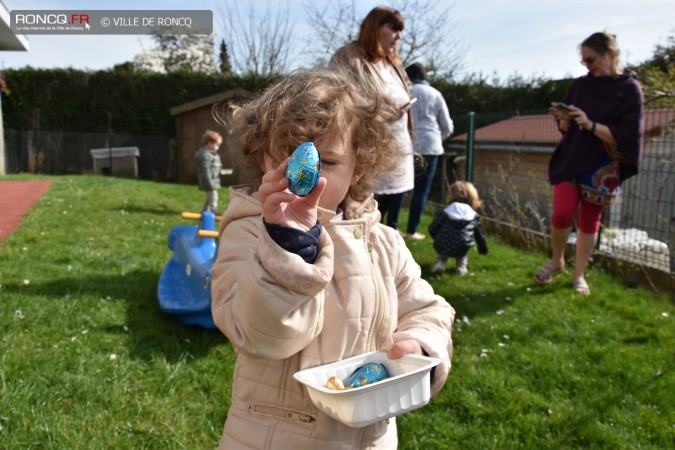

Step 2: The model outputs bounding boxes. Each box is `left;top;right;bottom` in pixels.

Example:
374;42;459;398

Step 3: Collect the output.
157;211;220;329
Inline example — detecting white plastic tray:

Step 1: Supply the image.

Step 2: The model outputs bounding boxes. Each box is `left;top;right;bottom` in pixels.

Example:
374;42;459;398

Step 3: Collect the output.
293;351;440;428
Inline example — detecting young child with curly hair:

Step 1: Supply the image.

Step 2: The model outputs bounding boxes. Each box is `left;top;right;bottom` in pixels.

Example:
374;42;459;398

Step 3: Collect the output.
429;181;488;276
210;69;455;449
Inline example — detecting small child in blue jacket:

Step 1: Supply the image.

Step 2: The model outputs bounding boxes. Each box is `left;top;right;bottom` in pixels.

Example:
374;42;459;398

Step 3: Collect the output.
429;181;488;275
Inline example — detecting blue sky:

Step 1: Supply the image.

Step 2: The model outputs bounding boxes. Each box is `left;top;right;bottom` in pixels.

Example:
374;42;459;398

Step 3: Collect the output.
2;0;673;80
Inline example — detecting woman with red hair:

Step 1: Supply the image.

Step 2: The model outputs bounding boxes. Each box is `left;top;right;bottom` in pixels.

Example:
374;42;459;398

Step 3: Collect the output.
330;7;415;232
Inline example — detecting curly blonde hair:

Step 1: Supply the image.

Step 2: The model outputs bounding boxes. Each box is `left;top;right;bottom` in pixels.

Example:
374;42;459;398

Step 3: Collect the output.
221;69;398;202
447;181;482;210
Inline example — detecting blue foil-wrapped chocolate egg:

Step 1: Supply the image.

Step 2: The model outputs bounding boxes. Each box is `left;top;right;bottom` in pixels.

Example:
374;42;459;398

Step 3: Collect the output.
346;363;389;388
285;142;321;197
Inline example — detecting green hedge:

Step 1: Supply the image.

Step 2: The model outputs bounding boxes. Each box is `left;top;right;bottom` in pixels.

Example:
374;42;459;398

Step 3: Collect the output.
1;66;573;137
1;67;273;135
435;76;573;118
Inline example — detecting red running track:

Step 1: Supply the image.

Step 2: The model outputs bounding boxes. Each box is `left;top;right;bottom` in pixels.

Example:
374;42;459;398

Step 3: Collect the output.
0;180;53;243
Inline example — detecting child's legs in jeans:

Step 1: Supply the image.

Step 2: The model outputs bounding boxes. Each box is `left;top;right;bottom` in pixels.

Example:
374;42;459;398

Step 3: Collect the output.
203;190;218;213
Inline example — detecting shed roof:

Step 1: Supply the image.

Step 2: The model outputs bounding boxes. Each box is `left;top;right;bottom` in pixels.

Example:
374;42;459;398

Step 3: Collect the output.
170;88;253;117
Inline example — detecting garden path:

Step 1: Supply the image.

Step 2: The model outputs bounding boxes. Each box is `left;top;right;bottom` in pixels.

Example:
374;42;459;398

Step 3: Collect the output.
0;180;52;242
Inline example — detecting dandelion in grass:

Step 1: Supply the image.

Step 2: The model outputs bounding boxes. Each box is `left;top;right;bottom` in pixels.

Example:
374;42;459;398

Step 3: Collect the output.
15;309;24;319
22;246;28;251
496;309;505;315
123;325;129;332
109;353;117;361
662;312;669;318
23;279;30;285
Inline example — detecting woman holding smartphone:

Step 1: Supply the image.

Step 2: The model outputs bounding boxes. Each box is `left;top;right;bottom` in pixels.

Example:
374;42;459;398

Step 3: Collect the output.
330;7;415;231
536;31;644;295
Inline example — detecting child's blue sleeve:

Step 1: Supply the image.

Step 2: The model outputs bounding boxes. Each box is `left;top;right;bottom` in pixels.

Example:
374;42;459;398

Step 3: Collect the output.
263;220;322;264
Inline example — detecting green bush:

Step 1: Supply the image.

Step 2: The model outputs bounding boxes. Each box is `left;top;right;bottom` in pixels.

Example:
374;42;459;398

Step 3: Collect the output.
2;68;273;135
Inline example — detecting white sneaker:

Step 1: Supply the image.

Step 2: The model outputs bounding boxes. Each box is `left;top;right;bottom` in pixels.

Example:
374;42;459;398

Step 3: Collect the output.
432;260;445;275
405;232;426;240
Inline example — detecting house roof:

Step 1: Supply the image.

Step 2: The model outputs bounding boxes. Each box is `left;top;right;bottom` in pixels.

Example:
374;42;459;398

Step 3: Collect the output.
452;108;675;143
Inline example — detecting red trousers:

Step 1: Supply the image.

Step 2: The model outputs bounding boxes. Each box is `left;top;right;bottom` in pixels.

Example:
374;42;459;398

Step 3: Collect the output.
551;182;604;234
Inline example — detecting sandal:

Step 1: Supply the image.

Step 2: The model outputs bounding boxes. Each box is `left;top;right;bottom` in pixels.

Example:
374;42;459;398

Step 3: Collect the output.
534;260;564;284
572;278;590;296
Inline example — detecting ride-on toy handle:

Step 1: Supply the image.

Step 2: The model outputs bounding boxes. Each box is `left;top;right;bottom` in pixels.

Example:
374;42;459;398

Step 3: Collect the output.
182;212;222;221
198;230;219;238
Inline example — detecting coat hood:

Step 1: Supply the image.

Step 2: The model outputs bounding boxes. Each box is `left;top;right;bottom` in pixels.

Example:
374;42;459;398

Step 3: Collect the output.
443;202;477;221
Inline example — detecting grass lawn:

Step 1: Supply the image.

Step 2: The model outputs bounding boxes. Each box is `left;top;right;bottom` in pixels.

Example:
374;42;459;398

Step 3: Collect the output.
1;175;673;449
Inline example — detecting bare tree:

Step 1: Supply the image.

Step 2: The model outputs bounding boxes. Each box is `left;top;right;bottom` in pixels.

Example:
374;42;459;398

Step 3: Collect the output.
393;0;465;78
302;0;465;79
300;0;362;68
219;2;295;77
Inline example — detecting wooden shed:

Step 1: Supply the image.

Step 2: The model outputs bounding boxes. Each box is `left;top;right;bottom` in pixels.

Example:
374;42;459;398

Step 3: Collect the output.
170;88;253;184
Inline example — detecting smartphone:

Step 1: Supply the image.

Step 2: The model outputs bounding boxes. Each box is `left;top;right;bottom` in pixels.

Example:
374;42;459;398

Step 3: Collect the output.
401;97;418;108
552;102;573;114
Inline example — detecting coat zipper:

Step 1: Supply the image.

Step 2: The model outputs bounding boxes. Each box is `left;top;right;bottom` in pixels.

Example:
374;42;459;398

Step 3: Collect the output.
367;237;386;351
249;404;315;424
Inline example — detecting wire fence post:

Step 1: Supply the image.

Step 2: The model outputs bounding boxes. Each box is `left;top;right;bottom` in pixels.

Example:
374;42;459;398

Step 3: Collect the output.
466;111;475;182
670;217;675;273
34;108;40;174
106;112;112;176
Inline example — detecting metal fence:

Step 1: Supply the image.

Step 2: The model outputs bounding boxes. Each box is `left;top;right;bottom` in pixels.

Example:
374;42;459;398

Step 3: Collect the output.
4;109;674;280
434;108;675;277
4;129;173;181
